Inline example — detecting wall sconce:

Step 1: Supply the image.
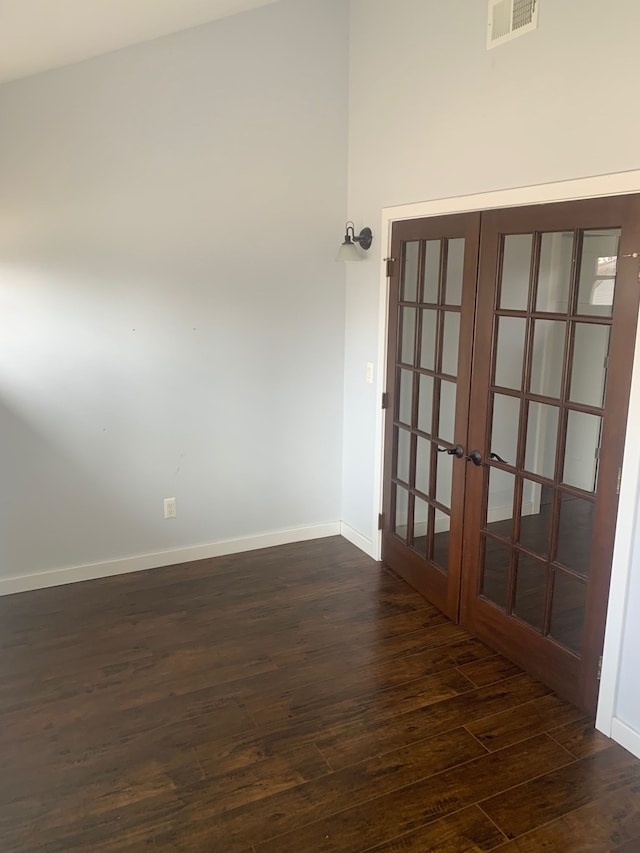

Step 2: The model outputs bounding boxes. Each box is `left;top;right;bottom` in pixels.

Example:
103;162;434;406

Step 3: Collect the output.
336;221;373;261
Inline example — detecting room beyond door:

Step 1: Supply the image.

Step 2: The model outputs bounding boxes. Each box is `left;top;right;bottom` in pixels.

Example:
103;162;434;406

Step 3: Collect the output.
382;195;640;714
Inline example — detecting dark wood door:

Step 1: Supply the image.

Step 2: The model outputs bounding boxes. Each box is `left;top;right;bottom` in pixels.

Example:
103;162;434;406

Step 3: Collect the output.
461;195;640;714
381;213;480;620
382;195;640;714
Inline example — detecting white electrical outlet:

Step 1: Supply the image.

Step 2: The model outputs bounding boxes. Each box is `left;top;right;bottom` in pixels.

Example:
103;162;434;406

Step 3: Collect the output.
366;362;374;384
164;497;177;519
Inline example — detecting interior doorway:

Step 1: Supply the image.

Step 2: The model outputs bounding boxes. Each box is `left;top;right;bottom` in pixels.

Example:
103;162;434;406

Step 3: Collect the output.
381;195;640;714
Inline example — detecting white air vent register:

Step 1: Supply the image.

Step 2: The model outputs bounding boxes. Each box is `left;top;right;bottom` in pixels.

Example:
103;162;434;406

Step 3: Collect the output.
488;0;538;49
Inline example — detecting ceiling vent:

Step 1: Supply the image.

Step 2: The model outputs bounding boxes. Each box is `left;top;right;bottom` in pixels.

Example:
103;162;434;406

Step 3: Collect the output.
487;0;538;49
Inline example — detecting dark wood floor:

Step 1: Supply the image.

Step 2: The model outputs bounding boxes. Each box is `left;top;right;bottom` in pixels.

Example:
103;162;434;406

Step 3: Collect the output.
1;536;639;852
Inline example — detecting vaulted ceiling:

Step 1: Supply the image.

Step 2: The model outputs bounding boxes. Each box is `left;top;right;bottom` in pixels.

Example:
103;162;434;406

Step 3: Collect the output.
0;0;280;84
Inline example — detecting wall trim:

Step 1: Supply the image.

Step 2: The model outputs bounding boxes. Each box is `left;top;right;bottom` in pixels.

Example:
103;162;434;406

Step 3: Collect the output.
597;314;640;737
373;169;640;731
611;717;640;760
0;523;341;596
340;522;375;558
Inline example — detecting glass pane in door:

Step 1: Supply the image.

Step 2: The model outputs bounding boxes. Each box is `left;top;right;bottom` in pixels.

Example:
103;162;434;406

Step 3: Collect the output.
514;553;548;632
398;368;413;426
491;395;520;466
556;493;594;577
402;242;419;301
395;427;411;484
435;451;453;509
441;312;460;376
576;229;620;317
570;324;610;407
530;320;566;398
519;480;551;557
420;309;438;370
400;307;417;365
445;239;464;305
417;375;434;433
413;496;429;558
500;234;533;310
438;380;456;444
524;402;559;480
495;317;526;389
433;508;450;573
549;570;587;655
485;467;515;539
481;536;511;610
423;241;441;303
536;232;573;313
563;412;601;492
394;485;409;541
415;436;431;495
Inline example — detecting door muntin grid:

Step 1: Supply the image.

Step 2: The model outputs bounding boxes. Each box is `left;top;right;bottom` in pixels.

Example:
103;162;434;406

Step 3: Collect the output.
390;238;465;572
479;228;620;654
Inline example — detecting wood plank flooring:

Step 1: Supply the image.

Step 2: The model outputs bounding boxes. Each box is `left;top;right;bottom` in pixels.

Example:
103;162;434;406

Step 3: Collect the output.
1;535;638;852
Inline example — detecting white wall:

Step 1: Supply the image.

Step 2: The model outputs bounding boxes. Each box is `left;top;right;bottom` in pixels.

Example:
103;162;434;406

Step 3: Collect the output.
617;499;640;721
344;1;640;742
0;0;349;586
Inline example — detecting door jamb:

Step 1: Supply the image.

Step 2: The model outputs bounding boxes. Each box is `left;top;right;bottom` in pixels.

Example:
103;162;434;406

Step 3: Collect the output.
373;170;640;739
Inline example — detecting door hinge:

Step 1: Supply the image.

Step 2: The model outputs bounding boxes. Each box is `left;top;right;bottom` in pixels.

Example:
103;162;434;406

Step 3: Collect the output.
378;513;384;531
618;254;640;281
617;467;622;495
381;392;389;409
384;257;396;277
597;656;603;681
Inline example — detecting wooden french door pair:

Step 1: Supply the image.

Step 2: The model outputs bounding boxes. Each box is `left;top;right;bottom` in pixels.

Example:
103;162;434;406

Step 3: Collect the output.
382;195;640;714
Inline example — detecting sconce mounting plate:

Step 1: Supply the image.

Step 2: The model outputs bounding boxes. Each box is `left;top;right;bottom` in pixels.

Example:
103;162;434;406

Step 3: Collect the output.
357;227;373;251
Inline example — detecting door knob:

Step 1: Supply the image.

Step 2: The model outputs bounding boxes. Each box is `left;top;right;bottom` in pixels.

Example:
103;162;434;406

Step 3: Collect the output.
438;444;464;458
466;450;483;466
489;452;508;464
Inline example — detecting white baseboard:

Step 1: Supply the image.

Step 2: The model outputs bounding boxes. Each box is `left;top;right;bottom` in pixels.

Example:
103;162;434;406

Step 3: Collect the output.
611;717;640;760
0;522;341;597
340;523;375;558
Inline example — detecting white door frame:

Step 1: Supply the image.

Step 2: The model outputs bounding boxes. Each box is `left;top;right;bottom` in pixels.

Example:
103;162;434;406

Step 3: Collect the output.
372;169;640;738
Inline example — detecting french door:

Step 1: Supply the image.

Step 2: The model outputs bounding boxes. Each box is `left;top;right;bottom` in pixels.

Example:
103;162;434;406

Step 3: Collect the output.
382;213;480;620
382;195;640;713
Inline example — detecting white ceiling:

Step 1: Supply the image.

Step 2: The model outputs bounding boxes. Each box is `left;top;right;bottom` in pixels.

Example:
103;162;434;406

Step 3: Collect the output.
0;0;280;84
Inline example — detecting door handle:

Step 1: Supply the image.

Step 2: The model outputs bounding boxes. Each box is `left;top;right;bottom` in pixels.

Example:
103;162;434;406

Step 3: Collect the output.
466;450;483;466
437;444;464;458
465;450;509;466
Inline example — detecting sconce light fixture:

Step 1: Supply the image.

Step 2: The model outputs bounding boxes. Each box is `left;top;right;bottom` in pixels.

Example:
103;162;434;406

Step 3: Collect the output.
336;221;373;261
